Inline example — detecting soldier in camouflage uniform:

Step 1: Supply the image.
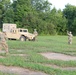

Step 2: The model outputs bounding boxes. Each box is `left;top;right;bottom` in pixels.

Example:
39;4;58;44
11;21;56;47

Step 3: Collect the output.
33;29;38;36
0;32;8;54
67;31;73;44
33;29;38;40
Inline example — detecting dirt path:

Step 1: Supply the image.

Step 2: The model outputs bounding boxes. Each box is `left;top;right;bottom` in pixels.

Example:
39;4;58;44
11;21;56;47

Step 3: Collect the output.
40;52;76;61
44;64;76;71
0;65;48;75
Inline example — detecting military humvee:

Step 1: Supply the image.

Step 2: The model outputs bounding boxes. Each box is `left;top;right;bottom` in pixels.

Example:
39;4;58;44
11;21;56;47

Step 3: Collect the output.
2;23;36;41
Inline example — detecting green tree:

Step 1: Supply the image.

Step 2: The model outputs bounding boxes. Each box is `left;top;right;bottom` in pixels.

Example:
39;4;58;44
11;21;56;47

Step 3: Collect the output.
0;1;4;28
12;0;34;28
0;0;11;27
63;4;76;35
31;0;51;12
3;8;14;23
55;9;67;35
44;8;67;35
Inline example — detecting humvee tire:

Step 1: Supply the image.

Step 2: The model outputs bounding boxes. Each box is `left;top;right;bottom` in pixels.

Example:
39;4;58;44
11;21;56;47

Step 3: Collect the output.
20;36;26;41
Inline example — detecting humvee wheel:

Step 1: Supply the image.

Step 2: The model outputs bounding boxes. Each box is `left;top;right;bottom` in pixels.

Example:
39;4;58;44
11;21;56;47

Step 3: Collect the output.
32;37;35;41
20;36;26;41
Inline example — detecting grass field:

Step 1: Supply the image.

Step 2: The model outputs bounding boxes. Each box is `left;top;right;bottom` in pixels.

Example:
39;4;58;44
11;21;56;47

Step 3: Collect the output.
0;36;76;75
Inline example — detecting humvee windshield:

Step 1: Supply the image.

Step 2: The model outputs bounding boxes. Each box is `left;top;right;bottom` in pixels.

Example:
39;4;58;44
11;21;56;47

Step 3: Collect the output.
20;29;28;32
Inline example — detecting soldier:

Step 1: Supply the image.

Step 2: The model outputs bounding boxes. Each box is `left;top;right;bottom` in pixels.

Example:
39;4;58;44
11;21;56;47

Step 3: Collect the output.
0;32;9;54
67;31;73;44
33;29;38;37
33;29;38;40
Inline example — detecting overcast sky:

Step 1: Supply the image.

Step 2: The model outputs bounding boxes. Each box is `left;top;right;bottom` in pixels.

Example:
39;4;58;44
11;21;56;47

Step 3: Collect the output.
48;0;76;10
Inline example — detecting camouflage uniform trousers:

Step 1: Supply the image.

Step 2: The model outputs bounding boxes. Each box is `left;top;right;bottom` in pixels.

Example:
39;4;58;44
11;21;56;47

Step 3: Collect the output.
68;38;72;44
34;34;38;41
0;41;8;53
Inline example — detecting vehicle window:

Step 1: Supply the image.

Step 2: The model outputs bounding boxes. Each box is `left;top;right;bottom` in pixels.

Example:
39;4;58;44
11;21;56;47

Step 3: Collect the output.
23;30;27;32
20;30;22;32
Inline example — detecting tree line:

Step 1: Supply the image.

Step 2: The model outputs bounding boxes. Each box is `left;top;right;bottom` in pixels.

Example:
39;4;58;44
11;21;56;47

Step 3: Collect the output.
0;0;76;35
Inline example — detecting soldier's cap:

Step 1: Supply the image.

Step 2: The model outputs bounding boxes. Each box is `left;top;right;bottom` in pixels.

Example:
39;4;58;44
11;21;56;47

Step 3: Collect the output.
69;31;72;34
34;29;37;30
